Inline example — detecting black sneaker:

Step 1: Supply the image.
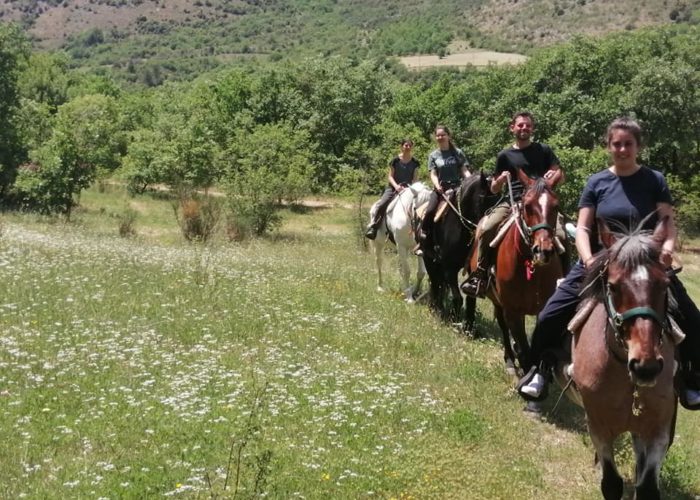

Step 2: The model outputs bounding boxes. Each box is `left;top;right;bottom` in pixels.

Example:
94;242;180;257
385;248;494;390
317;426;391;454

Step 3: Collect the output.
365;226;378;240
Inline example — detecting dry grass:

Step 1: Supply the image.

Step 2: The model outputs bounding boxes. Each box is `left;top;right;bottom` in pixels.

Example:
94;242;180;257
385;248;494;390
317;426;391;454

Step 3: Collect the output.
400;49;528;70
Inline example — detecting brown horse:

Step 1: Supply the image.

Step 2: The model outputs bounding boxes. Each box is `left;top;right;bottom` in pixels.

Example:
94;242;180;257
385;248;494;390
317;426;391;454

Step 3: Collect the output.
562;218;676;499
469;170;563;373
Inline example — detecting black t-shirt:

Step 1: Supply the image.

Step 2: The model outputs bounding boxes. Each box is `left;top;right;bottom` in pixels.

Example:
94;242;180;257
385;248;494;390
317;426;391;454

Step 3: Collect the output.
494;142;559;200
390;156;420;186
579;166;673;252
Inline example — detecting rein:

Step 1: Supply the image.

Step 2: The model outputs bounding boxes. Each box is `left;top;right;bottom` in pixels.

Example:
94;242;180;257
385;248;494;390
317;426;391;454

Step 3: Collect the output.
441;184;478;230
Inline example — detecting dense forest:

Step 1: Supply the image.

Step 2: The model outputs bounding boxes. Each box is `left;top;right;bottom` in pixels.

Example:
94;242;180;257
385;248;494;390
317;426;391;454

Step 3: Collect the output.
1;21;700;237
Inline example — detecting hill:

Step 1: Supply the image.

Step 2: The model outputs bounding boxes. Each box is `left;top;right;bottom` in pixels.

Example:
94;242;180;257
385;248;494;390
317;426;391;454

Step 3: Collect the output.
2;0;699;82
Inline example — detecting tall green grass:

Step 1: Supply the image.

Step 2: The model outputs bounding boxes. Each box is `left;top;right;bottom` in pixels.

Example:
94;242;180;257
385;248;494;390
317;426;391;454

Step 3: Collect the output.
0;186;698;499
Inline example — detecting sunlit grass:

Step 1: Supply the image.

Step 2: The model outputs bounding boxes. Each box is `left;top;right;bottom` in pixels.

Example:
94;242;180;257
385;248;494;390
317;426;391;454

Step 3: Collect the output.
0;185;698;499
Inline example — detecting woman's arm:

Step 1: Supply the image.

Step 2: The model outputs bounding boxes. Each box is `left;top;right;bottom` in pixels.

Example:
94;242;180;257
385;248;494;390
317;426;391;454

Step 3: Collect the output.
430;168;441;192
656;202;677;267
387;165;402;191
575;206;596;268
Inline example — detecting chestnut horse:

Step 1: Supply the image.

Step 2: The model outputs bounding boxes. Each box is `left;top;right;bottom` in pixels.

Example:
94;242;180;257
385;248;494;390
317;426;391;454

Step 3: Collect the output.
468;171;563;372
565;218;676;499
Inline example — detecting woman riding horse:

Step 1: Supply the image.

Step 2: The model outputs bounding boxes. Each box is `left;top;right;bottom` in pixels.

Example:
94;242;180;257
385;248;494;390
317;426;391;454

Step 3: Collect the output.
365;138;420;240
517;117;700;409
415;124;471;253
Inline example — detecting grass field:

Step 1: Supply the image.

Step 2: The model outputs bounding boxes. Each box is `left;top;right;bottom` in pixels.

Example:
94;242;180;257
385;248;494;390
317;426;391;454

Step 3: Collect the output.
1;185;699;499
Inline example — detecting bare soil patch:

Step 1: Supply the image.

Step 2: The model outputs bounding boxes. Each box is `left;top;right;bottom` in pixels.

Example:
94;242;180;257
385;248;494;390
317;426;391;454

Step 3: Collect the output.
400;50;527;70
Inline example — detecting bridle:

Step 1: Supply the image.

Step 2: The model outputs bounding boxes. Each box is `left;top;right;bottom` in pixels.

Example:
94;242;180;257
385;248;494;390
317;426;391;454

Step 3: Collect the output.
597;260;668;361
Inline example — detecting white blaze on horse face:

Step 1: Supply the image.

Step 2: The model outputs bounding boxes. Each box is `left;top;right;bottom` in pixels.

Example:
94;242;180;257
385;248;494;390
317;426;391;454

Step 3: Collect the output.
538;193;549;223
631;265;650;285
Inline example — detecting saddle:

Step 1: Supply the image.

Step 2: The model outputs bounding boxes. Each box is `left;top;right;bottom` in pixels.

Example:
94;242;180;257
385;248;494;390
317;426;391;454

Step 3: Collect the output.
433;188;455;222
414;189;455;222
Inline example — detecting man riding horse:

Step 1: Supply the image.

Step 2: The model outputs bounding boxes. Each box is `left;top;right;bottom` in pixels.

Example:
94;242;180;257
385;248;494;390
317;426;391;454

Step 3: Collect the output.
461;111;568;298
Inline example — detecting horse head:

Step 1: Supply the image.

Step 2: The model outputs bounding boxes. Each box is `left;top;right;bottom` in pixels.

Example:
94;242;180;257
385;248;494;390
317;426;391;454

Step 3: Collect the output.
597;217;671;386
408;181;432;207
457;171;494;221
517;169;559;265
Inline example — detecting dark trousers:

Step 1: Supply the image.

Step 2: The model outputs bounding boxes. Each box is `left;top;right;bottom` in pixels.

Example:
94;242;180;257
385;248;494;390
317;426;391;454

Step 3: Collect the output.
528;261;586;369
670;275;700;371
371;187;396;226
528;261;700;380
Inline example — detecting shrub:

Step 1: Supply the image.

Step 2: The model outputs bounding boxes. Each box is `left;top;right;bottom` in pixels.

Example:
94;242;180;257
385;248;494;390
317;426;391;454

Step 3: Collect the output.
174;196;221;242
117;207;137;237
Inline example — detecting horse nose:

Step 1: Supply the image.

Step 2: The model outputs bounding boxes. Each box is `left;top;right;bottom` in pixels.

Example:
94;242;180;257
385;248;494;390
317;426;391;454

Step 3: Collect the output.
628;357;664;385
532;246;553;264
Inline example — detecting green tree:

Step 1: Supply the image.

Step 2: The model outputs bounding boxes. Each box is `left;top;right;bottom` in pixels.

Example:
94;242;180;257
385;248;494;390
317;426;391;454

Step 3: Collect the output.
15;94;125;217
18;52;70;110
224;122;314;235
0;24;30;198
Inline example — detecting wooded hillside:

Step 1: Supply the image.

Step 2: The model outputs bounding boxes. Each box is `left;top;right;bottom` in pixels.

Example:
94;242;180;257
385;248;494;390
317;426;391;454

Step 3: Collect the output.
3;0;700;82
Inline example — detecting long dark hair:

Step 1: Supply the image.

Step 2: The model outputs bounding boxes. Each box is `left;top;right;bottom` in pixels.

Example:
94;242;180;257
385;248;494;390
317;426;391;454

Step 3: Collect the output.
435;124;457;153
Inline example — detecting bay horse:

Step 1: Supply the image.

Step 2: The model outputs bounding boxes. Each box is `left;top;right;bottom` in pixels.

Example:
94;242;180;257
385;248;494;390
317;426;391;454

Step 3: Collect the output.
468;170;563;372
370;182;432;303
423;172;495;325
563;217;676;500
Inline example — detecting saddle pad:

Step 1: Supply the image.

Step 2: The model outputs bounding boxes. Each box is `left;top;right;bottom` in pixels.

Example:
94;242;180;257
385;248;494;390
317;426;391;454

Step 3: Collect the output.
386;195;401;213
567;298;598;333
415;201;428;220
434;200;448;222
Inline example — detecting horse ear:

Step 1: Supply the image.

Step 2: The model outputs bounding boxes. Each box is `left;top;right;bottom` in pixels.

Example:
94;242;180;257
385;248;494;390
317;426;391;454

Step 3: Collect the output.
516;168;532;187
597;218;617;249
652;216;670;245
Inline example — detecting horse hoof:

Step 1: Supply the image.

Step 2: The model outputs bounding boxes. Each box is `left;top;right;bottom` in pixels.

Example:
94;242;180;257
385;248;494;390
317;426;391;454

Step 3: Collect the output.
377;286;385;293
523;401;543;416
405;297;415;304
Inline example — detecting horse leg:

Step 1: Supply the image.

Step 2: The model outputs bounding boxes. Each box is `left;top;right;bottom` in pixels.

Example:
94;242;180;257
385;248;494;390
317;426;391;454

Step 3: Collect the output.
414;255;426;300
591;435;624;500
396;243;413;302
503;311;531;375
448;269;463;324
631;433;669;500
374;237;385;293
463;295;477;337
494;305;517;375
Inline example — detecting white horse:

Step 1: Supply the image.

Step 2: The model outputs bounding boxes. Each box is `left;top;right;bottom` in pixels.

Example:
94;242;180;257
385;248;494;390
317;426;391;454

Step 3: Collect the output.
369;182;432;303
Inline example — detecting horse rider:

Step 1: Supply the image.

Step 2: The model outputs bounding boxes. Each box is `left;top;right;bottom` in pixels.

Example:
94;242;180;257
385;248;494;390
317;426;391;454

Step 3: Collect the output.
461;111;566;298
517;117;700;408
414;125;471;254
365;138;420;240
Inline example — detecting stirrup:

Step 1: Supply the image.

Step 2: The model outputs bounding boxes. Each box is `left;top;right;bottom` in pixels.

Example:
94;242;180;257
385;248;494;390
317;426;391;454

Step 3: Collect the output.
460;268;488;298
365;226;378;240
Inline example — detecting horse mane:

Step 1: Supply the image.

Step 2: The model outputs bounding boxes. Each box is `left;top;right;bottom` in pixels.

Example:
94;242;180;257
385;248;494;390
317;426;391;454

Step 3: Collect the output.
580;221;662;302
523;177;551;198
411;182;433;206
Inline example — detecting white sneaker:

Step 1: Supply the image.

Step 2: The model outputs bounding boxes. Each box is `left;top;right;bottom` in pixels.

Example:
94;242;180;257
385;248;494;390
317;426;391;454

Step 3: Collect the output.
520;373;546;398
685;388;700;407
